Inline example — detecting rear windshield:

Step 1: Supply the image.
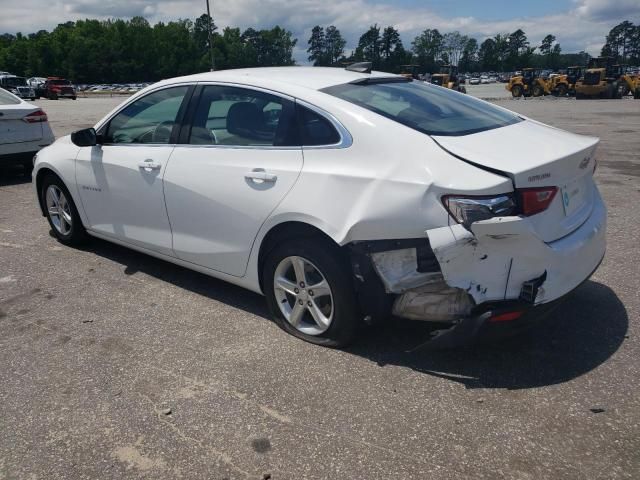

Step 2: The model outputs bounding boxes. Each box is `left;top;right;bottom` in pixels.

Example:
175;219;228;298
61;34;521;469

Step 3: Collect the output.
322;80;521;136
0;89;21;105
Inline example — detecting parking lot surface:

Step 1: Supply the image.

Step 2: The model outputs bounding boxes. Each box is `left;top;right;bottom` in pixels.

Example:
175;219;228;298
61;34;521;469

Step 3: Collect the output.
1;95;639;479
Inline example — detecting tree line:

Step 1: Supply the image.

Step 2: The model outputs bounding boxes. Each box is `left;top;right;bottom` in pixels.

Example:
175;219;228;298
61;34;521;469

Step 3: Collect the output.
1;16;638;82
0;15;296;83
310;21;639;73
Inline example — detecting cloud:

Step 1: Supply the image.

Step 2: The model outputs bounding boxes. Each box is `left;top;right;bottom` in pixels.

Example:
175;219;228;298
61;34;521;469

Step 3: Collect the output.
1;0;637;63
65;0;158;17
574;0;640;22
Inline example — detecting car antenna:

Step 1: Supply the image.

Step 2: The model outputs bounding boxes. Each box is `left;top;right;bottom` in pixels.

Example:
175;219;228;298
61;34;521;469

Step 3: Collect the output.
346;62;372;74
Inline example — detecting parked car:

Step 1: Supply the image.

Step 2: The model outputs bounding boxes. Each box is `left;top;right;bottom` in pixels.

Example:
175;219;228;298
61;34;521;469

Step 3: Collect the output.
42;77;76;100
33;66;606;348
480;75;490;84
0;88;54;172
0;75;37;100
468;76;481;85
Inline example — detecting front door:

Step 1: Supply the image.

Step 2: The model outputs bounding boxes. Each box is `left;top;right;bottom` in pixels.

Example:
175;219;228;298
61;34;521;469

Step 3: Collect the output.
76;86;190;255
163;84;303;277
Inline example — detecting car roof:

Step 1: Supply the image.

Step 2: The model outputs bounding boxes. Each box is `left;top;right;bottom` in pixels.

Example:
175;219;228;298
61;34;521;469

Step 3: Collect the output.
162;66;399;92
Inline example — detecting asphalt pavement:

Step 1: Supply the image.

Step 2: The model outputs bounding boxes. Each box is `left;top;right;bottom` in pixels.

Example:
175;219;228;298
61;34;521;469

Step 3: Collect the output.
0;94;638;479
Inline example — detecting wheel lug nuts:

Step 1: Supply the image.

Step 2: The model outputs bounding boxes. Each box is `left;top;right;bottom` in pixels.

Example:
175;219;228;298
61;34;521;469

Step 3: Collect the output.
298;299;304;305
300;282;305;288
294;288;299;294
307;301;312;307
309;290;314;296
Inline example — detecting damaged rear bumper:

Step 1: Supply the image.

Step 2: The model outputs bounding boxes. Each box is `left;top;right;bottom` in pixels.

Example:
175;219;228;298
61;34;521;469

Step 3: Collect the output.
349;189;606;348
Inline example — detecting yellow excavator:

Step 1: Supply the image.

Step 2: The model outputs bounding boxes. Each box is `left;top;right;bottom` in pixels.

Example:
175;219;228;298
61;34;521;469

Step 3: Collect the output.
506;68;551;97
574;57;624;99
430;65;467;93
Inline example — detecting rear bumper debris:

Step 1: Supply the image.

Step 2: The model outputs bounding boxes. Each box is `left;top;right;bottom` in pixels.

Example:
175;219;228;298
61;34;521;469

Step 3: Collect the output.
349;189;606;349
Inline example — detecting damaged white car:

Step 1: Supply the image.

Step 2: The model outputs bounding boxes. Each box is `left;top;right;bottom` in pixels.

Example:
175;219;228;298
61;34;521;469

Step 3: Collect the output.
33;64;606;348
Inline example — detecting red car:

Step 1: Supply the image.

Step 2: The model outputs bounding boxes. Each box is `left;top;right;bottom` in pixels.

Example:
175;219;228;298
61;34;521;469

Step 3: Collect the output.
43;77;76;100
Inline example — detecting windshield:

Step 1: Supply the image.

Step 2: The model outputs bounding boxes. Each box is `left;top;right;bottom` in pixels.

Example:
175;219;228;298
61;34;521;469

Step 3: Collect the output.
2;77;26;87
322;80;521;136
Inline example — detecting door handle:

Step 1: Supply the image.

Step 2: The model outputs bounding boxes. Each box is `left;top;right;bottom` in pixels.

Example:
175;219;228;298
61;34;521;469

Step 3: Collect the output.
245;171;277;183
138;159;162;171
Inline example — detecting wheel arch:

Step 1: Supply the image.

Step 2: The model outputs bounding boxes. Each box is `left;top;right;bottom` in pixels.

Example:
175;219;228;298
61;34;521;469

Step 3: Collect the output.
35;167;62;216
256;220;343;293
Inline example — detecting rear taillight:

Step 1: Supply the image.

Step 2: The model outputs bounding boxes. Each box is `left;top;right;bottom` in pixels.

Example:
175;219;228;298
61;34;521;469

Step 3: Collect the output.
23;109;48;123
442;194;517;228
518;187;557;216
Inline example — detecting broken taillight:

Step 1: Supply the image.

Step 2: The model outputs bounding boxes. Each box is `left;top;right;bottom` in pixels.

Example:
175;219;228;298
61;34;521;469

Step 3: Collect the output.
442;194;517;228
518;187;558;216
23;109;48;123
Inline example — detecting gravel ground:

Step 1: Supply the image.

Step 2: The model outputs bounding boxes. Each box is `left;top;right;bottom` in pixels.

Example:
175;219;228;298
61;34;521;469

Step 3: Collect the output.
0;94;639;480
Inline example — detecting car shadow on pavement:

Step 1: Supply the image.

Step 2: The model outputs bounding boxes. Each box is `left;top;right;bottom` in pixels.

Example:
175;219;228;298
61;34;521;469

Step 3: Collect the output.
348;280;628;390
0;168;32;186
79;237;626;391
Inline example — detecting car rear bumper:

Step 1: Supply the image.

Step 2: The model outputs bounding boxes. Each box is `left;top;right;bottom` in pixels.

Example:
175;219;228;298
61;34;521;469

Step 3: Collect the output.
427;188;606;307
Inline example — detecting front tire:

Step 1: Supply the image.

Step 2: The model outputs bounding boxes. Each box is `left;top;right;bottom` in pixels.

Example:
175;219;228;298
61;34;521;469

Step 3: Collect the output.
41;175;87;246
511;85;523;98
263;238;359;347
532;85;544;97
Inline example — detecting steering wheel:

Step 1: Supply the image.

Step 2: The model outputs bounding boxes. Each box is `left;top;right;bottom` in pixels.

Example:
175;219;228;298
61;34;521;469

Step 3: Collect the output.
151;121;174;143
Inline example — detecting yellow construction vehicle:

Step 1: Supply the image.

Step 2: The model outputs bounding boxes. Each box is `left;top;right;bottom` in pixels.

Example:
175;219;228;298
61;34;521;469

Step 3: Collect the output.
399;64;420;80
549;66;584;96
506;68;551;97
574;57;623;99
614;65;640;98
430;65;467;93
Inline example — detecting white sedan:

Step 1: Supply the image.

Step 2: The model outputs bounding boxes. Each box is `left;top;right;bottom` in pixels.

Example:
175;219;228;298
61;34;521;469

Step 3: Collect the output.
1;89;54;172
32;65;606;348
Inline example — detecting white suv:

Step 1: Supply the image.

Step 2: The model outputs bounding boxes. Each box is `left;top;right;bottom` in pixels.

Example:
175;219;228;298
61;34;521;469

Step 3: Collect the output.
32;66;606;348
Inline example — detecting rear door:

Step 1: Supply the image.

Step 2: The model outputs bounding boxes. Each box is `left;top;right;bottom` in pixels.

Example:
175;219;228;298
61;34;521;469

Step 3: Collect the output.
163;84;303;277
0;91;42;144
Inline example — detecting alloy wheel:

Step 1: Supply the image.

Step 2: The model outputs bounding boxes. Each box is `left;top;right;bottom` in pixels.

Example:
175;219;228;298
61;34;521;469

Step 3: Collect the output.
46;185;73;235
273;256;334;336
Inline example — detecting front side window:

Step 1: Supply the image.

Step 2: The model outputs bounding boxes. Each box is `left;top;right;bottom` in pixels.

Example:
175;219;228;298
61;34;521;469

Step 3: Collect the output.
188;85;296;146
104;86;188;144
322;80;521;137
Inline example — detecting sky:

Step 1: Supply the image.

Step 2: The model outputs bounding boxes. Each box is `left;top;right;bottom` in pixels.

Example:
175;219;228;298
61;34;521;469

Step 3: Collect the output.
2;0;639;63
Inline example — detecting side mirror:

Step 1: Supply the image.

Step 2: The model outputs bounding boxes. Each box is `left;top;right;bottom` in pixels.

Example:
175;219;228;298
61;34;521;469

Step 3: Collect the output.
71;127;97;147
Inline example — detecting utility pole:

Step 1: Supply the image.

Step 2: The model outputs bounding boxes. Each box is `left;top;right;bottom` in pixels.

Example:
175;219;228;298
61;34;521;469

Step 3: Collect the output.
205;0;215;71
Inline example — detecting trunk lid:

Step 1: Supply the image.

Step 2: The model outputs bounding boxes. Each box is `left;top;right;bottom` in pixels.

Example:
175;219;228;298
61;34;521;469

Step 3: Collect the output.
0;103;43;143
433;119;600;242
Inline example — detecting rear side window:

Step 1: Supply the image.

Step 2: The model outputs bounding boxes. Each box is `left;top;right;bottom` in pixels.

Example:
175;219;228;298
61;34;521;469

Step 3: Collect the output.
322;80;521;136
298;105;340;146
188;85;296;147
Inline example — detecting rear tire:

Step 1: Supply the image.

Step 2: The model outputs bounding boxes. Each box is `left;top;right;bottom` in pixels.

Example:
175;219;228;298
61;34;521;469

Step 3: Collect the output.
532;85;544;97
41;174;87;246
263;238;360;347
556;84;568;97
